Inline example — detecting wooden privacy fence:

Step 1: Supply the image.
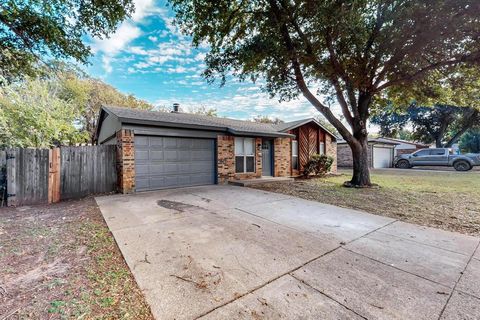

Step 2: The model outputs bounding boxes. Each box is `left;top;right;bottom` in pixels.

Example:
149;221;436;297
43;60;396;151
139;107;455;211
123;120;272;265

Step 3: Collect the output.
1;145;117;207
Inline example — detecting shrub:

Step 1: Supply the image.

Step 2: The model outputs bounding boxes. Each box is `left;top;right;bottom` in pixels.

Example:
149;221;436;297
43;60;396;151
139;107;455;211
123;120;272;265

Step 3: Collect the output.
303;154;334;178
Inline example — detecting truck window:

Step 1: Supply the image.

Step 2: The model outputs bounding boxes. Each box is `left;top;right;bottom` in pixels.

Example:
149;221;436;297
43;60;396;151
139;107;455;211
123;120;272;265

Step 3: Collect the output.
415;149;431;156
430;149;446;155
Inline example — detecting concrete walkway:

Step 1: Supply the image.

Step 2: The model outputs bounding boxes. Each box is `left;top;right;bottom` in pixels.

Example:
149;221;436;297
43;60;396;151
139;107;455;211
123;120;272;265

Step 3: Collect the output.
95;186;480;320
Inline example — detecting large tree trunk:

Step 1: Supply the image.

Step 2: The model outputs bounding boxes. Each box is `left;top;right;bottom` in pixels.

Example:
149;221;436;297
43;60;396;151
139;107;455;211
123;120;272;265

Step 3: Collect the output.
346;136;372;187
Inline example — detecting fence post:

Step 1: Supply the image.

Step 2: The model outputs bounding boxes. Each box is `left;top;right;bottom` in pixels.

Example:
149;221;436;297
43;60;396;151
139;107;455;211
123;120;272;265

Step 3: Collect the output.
48;148;61;204
6;148;17;207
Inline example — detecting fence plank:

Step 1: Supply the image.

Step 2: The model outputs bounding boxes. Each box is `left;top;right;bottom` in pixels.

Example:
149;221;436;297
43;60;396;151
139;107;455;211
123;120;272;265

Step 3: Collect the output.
60;145;117;200
4;148;49;206
0;151;6;206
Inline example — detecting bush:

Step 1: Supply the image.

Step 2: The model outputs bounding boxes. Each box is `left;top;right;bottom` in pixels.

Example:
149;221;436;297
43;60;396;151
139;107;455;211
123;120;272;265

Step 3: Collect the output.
303;154;334;178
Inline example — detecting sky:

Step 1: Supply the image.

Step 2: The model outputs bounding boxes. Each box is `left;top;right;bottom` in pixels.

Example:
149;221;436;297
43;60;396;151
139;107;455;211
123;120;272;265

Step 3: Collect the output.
86;0;335;121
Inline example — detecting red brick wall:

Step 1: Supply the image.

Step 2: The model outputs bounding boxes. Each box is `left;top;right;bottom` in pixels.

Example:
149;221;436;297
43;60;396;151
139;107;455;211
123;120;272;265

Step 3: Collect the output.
116;129;135;193
274;137;291;177
217;135;235;183
217;135;262;183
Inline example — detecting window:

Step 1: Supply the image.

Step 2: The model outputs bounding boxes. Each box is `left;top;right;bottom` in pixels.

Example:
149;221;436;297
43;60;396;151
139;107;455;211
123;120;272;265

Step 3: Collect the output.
235;137;255;173
430;149;446;156
319;142;325;155
414;149;431;157
292;140;299;170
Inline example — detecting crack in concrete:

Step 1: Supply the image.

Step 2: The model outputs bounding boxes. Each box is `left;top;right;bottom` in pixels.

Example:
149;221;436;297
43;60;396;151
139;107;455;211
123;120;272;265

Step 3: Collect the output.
437;240;480;320
194;246;342;319
289;273;369;320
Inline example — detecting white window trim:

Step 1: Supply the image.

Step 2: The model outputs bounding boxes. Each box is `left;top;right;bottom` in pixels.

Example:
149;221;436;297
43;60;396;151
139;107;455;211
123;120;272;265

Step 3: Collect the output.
292;140;299;170
319;142;325;155
235;137;256;173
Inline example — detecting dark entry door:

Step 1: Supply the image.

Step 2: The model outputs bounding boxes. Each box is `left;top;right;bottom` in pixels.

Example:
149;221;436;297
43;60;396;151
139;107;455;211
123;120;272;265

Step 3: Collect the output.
261;139;273;176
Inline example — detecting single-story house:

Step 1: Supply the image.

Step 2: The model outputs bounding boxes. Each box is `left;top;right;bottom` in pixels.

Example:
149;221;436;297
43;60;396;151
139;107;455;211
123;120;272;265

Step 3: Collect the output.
376;137;429;156
337;138;399;169
95;106;337;193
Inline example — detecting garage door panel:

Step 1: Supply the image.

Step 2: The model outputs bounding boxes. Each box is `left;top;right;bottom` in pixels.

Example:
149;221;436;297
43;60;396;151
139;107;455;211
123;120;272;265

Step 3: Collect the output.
136;164;149;175
135;136;215;191
193;139;212;149
135;136;149;146
135;150;149;161
373;147;393;168
191;150;213;160
149;164;165;174
150;150;164;160
136;177;150;190
177;150;191;159
163;138;178;148
148;136;164;146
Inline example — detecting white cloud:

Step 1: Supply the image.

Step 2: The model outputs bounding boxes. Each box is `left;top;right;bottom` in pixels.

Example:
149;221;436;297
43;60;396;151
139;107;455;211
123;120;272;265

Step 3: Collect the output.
91;0;161;73
93;23;141;56
148;36;158;42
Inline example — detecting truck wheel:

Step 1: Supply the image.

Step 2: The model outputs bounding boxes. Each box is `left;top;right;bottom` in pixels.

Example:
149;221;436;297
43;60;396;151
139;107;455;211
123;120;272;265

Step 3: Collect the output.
453;160;472;171
396;160;411;169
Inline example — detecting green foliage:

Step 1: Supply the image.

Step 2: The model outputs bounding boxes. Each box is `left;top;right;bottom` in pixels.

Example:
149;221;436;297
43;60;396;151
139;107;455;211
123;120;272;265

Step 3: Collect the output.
303;154;334;178
371;104;480;147
0;76;89;148
459;129;480;153
253;115;283;124
185;106;218;116
0;0;134;82
0;67;153;147
57;71;153;142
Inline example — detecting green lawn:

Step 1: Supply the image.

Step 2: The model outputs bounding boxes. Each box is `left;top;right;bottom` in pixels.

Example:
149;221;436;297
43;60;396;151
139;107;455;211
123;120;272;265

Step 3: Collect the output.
253;169;480;236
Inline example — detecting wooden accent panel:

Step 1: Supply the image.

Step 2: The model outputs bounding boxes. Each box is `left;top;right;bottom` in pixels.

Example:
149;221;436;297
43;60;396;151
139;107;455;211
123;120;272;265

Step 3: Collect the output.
308;124;318;156
298;126;309;170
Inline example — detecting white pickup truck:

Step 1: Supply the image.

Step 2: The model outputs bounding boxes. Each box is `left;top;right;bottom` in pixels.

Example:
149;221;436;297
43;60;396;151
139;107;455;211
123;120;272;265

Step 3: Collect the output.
394;148;480;171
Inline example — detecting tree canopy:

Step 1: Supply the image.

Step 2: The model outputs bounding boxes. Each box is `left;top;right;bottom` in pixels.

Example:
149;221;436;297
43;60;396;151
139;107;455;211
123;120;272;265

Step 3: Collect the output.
372;104;480;147
459;129;480;153
169;0;480;186
0;68;153;147
0;0;134;81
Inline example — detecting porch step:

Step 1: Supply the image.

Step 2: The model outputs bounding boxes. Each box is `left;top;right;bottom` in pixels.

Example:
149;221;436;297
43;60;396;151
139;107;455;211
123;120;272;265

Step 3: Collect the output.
228;177;294;187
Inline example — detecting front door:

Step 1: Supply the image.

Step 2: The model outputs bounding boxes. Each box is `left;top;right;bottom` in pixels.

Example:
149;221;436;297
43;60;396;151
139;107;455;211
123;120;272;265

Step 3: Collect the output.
261;139;273;176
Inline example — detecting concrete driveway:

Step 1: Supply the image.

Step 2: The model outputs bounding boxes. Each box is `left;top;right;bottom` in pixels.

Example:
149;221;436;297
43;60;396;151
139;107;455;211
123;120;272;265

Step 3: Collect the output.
96;185;480;320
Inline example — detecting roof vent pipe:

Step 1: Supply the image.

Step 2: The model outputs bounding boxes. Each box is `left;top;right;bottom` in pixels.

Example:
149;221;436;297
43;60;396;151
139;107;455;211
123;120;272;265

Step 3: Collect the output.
172;103;180;113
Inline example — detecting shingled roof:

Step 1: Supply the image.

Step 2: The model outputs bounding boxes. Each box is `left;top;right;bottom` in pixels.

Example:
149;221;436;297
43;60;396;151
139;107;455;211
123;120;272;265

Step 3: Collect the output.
100;106;337;139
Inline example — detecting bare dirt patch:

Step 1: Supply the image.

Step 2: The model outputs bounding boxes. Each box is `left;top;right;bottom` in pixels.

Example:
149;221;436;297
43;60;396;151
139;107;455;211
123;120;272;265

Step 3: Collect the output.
0;198;153;319
252;170;480;236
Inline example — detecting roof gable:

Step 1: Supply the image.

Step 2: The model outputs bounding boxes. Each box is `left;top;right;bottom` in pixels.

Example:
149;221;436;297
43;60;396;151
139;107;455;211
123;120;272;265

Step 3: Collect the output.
275;118;338;140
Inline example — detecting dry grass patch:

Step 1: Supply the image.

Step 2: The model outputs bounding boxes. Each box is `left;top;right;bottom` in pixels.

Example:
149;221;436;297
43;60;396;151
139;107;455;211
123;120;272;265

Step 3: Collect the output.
0;198;153;319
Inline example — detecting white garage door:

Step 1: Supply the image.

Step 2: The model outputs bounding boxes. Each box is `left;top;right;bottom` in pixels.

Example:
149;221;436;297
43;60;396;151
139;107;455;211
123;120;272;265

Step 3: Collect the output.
373;147;393;168
135;136;215;191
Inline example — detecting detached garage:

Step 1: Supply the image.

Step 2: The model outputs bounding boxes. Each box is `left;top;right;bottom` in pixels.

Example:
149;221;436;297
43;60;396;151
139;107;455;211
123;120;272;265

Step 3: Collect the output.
337;138;398;169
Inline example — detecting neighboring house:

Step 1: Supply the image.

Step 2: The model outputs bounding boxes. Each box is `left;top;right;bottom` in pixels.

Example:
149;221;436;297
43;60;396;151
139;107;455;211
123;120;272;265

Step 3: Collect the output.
337;138;398;169
378;137;429;156
95;106;337;193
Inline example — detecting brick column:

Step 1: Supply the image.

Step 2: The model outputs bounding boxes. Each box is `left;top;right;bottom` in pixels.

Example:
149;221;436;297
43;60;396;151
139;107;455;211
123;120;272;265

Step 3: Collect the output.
217;135;235;184
325;135;337;173
116;129;135;193
274;137;292;177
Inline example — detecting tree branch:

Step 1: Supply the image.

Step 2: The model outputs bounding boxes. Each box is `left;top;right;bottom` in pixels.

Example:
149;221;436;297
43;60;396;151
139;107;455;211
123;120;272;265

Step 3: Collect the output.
375;56;480;92
267;0;353;141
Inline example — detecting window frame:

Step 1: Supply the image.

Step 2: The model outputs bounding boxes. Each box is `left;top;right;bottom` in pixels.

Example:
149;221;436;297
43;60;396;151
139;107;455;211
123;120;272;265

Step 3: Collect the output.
292;140;299;170
319;141;325;155
235;137;256;173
